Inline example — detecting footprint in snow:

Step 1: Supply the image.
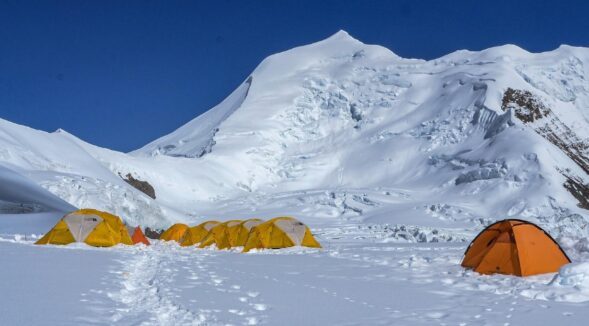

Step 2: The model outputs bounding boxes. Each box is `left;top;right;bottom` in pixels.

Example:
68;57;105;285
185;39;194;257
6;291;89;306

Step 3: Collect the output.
425;312;447;319
228;309;246;316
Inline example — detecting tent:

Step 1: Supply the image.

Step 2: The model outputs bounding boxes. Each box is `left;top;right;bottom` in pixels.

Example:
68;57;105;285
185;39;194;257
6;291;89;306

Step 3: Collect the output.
35;209;133;247
462;219;571;276
160;223;190;244
199;220;242;249
182;221;220;246
130;226;150;245
227;219;263;247
243;217;321;252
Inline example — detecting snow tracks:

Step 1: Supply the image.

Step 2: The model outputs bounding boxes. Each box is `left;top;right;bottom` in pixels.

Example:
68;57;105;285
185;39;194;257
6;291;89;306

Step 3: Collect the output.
107;246;210;325
106;244;269;325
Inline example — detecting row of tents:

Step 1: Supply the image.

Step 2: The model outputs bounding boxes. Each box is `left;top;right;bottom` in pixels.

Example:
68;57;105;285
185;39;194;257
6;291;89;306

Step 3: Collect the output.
159;217;321;252
34;209;572;277
34;209;322;252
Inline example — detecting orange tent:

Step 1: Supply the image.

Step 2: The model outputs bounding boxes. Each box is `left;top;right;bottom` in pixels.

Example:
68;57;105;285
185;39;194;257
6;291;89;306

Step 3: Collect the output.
131;226;150;245
462;219;571;276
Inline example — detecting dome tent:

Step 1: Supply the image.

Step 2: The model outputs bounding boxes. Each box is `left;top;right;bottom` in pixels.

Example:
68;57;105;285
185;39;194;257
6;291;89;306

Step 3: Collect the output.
129;226;150;245
227;219;263;247
160;223;190;244
182;221;220;246
199;220;242;249
35;209;133;247
462;219;571;276
243;217;321;252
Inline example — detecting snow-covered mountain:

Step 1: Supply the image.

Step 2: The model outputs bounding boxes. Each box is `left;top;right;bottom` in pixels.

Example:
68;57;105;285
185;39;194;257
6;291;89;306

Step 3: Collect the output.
0;118;173;228
2;30;589;236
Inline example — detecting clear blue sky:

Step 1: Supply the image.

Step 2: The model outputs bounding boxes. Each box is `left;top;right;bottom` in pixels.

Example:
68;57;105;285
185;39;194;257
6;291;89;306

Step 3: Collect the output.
0;0;587;152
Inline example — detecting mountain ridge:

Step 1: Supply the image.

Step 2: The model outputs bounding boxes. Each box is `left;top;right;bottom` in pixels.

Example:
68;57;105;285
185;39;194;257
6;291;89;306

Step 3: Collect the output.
1;31;589;236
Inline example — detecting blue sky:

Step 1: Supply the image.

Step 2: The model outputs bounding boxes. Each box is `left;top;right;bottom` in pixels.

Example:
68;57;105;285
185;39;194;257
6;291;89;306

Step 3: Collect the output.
0;0;587;152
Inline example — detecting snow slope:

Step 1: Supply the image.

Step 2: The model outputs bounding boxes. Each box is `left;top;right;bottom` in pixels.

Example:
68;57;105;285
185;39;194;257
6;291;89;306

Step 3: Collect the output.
0;164;75;234
3;31;589;235
0;118;175;228
0;164;74;214
129;31;589;234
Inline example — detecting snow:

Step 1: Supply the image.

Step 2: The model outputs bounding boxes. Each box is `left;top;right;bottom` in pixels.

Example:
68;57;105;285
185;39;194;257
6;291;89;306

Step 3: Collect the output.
0;164;74;214
2;31;589;231
0;240;128;325
3;230;589;325
521;262;589;303
2;30;589;324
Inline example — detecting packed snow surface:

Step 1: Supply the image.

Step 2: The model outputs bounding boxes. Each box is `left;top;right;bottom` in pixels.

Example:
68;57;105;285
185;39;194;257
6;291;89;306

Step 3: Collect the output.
3;227;589;325
2;30;589;324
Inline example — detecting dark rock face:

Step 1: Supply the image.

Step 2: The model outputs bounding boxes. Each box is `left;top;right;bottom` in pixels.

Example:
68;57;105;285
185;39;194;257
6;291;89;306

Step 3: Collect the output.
502;88;589;209
121;173;156;199
563;175;589;210
144;227;163;239
502;88;550;123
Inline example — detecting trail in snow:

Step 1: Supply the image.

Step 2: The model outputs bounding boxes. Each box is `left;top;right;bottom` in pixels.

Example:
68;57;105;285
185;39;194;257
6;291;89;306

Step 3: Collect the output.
105;243;271;325
107;246;211;326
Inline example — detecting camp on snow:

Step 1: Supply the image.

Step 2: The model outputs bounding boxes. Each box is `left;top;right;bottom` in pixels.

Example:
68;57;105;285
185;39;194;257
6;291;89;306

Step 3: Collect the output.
35;209;133;247
462;219;571;276
158;217;321;252
35;210;322;252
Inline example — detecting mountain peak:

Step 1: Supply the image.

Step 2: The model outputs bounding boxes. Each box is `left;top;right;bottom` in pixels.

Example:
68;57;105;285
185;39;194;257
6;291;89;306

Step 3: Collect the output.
324;30;356;42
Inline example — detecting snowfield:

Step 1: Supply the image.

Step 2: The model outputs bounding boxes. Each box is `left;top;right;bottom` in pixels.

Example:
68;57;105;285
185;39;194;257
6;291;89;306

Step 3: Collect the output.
3;227;589;325
2;30;589;324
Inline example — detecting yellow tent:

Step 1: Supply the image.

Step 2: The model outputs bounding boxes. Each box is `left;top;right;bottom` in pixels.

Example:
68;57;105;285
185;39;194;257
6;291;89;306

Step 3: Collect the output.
182;221;220;246
227;219;263;247
160;223;190;244
243;217;321;252
199;220;242;249
35;209;133;247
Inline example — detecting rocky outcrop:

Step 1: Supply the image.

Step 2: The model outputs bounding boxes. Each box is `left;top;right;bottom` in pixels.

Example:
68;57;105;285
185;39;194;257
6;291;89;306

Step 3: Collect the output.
502;88;550;123
121;173;156;199
503;88;589;209
563;174;589;210
144;227;163;239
